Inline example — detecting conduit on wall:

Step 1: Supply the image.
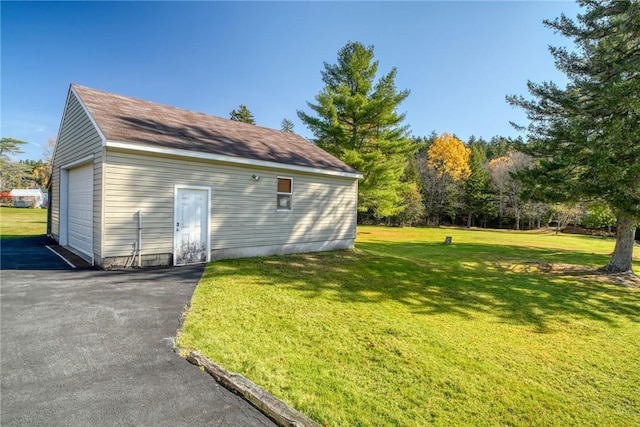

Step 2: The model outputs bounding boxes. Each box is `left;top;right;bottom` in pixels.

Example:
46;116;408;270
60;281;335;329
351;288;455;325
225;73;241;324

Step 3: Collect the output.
137;210;143;267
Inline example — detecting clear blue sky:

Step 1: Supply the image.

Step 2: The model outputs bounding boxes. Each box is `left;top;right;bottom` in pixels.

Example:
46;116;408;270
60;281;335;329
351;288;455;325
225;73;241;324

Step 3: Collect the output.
1;1;580;161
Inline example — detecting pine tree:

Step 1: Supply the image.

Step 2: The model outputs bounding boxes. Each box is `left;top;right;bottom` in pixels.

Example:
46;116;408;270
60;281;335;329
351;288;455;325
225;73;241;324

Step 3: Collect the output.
0;137;29;191
464;144;495;228
507;0;639;273
298;41;416;219
0;137;26;160
280;118;295;133
229;105;255;124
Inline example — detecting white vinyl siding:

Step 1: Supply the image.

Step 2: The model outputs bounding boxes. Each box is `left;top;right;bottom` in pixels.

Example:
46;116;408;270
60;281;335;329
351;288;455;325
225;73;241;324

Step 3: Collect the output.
102;150;357;258
50;90;103;258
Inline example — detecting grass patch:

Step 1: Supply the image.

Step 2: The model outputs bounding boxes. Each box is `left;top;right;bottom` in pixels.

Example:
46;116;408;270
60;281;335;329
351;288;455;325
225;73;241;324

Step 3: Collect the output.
0;207;47;239
178;226;640;426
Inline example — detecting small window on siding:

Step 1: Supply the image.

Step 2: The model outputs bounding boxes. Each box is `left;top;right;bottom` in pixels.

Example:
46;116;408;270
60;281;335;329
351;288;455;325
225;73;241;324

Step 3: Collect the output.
277;177;293;211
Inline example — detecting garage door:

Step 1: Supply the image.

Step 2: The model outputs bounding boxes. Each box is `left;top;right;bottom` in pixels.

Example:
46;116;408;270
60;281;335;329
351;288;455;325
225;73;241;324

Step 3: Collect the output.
67;164;93;258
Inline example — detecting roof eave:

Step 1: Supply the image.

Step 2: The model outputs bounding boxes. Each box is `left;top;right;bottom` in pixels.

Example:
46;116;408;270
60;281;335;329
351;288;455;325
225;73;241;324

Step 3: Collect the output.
105;140;363;179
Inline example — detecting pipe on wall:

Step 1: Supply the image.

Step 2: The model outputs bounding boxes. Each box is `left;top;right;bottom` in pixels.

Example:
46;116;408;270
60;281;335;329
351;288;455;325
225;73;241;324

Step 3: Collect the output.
137;210;143;268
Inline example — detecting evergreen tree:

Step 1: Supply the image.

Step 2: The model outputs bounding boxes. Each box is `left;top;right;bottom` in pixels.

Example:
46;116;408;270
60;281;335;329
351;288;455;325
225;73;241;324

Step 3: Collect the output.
0;137;27;159
583;202;617;232
394;183;425;227
391;148;426;226
507;0;639;273
464;144;495;227
0;137;29;191
229;105;255;124
298;41;415;219
485;135;523;160
280;118;295;133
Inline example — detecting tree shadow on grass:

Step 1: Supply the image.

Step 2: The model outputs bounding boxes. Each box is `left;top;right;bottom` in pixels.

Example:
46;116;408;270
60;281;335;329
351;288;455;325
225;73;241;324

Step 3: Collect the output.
208;242;640;334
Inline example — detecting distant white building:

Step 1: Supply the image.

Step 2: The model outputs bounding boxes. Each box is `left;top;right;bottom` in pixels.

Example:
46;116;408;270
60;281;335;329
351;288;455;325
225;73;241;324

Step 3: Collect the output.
10;188;45;208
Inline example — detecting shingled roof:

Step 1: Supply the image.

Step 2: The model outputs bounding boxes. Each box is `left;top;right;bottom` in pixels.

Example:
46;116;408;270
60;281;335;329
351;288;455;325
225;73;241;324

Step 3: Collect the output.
72;84;360;176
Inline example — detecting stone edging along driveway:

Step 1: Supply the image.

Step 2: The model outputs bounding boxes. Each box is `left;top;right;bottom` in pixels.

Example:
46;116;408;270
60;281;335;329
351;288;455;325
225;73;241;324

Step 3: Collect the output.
186;352;320;427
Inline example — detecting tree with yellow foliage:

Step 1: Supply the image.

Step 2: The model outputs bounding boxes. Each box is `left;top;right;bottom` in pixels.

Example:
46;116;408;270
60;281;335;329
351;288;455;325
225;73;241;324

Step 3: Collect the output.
426;133;471;181
418;133;471;225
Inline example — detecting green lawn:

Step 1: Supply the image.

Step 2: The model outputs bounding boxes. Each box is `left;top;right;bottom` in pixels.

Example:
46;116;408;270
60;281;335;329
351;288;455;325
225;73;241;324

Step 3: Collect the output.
180;226;640;426
0;206;47;239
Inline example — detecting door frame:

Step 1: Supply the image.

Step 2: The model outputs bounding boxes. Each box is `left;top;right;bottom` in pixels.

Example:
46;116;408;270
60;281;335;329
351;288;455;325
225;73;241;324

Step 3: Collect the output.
173;185;212;266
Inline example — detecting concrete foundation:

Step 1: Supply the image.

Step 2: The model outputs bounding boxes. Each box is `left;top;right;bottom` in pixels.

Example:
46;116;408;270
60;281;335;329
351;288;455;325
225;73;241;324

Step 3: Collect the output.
210;238;355;261
97;253;173;269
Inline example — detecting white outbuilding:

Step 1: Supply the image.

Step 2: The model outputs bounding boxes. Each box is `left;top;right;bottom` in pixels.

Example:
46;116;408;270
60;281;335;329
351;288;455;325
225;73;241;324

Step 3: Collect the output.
49;84;362;268
10;188;45;208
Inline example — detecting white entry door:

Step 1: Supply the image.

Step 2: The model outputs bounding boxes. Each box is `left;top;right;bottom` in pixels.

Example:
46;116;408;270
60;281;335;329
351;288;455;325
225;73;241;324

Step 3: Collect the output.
174;186;210;265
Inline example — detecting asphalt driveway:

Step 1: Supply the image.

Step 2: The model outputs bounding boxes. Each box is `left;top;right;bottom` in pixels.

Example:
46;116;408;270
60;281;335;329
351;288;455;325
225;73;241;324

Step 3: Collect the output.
1;237;276;426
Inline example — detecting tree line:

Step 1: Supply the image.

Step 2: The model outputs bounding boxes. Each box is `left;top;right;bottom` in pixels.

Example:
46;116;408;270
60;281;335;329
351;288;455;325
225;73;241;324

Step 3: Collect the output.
294;0;638;274
393;132;617;234
292;39;622;233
